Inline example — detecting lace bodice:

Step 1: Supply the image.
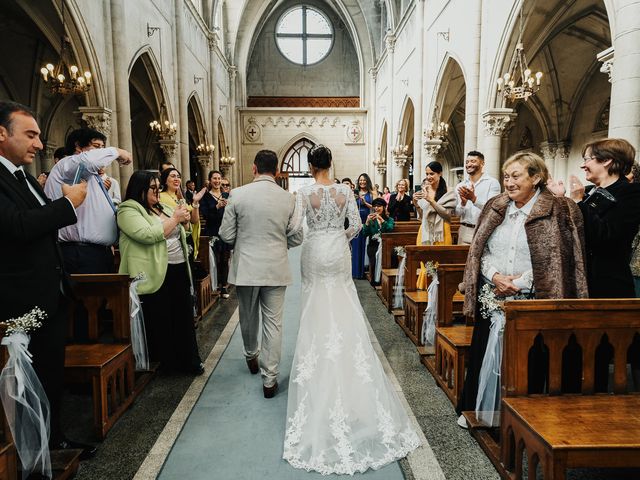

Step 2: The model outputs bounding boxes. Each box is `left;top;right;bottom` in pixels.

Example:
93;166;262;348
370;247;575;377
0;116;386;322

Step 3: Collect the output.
289;184;362;239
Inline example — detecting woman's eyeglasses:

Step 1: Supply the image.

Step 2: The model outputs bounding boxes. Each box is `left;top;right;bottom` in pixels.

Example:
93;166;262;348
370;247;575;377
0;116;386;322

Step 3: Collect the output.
581;155;598;165
221;183;230;188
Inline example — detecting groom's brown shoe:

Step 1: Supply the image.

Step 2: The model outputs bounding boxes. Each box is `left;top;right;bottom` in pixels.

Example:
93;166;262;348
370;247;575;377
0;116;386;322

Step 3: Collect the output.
263;382;278;399
246;357;259;374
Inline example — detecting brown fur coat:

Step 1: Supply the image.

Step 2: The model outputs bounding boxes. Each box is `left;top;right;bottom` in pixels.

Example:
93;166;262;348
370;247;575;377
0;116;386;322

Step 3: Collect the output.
463;189;588;317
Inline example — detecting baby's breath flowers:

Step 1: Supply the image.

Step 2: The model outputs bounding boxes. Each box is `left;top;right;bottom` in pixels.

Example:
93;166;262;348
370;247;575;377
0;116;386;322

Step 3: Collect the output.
2;307;46;335
394;246;406;257
425;261;439;278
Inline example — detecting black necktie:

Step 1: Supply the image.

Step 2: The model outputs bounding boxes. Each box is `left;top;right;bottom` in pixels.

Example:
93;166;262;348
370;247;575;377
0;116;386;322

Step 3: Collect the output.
14;170;37;202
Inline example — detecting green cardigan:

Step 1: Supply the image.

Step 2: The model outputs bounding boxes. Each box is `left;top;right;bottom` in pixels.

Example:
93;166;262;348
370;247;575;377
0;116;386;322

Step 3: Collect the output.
361;217;394;236
117;199;191;295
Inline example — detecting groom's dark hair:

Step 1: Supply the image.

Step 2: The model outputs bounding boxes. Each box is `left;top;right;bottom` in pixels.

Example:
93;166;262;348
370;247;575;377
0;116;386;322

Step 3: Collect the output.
254;150;278;175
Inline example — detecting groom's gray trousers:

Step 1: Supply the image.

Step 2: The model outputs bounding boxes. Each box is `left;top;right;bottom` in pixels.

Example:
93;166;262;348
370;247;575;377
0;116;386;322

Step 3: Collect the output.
236;285;287;387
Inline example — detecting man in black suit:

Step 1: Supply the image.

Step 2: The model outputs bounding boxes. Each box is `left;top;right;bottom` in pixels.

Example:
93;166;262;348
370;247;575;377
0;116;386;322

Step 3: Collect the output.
0;101;94;456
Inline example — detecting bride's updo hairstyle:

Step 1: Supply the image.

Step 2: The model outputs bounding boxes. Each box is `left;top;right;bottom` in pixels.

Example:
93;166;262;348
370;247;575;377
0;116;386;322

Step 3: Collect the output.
308;144;332;170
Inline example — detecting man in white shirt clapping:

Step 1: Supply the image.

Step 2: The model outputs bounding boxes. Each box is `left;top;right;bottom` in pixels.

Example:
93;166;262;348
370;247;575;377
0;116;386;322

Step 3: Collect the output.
454;151;500;245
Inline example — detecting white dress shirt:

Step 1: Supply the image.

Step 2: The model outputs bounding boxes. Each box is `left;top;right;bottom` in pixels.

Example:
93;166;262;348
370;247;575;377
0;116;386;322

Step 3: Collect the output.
480;189;541;290
454;173;501;226
45;147;120;246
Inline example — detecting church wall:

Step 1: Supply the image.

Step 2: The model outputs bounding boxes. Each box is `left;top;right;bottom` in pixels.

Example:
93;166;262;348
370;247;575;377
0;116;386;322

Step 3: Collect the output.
238;108;367;184
246;1;360;97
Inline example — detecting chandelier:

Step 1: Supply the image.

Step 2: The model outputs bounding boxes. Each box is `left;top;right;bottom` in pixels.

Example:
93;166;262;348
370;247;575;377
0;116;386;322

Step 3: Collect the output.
196;143;215;156
372;148;387;174
220;147;236;169
496;7;542;102
40;2;91;96
424;120;449;141
149;103;177;139
391;143;409;158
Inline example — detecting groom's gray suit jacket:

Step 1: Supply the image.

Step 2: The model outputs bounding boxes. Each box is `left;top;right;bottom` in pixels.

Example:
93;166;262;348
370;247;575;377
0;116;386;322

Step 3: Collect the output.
219;175;303;286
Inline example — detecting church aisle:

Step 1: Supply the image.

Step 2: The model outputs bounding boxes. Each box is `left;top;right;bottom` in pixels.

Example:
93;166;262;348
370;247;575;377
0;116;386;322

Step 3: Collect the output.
136;247;438;479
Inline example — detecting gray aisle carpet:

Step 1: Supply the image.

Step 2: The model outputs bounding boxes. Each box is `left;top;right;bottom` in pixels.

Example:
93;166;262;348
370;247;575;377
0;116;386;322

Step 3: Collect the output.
149;247;421;479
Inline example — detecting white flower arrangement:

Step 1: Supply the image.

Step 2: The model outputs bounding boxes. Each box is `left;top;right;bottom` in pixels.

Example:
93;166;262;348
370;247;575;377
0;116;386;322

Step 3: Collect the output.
478;284;502;319
394;246;406;258
2;307;46;335
425;261;439;278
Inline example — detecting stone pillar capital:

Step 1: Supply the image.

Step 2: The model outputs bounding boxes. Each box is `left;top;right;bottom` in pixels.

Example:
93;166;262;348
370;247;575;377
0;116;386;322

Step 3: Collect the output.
158;138;179;161
539;141;558;160
393;154;409;168
482;108;517;137
78;106;113;139
597;46;614;83
423;139;443;158
384;33;396;54
228;65;237;81
197;154;212;168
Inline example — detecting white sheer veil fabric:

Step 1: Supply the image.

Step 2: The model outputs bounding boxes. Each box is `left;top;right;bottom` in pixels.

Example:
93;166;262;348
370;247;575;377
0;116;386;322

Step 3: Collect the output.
283;183;421;475
0;332;51;479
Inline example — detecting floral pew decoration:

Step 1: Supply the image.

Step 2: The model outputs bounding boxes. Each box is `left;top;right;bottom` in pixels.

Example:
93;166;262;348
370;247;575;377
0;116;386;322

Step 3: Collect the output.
392;246;406;309
0;307;51;479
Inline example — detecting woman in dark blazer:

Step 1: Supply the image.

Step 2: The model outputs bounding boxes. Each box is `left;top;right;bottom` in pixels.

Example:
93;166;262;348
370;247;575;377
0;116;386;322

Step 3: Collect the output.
388;178;413;221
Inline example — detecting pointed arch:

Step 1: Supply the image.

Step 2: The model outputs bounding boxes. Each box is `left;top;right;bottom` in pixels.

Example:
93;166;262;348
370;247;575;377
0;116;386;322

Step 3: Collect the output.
187;92;208;144
397;96;415;149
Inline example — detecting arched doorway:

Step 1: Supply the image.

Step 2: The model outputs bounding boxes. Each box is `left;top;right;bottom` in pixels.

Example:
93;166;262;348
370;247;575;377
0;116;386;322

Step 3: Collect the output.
187;94;207;187
128;51;167;170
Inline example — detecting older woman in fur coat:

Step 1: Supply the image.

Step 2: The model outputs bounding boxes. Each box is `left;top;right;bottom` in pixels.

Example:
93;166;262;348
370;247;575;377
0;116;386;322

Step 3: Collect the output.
456;152;588;427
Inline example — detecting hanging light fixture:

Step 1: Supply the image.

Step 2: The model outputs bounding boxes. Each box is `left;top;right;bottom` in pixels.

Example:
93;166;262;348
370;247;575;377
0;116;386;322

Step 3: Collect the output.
196;142;215;156
40;0;92;96
149;103;177;139
219;147;236;170
496;6;543;102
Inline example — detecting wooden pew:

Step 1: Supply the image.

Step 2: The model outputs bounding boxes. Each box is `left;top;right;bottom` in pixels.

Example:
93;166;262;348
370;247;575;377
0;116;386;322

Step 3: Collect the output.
423;263;473;406
68;274;131;341
194;235;218;320
399;245;469;346
378;230;420;312
390;220;421;233
464;299;640;480
66;274;137;439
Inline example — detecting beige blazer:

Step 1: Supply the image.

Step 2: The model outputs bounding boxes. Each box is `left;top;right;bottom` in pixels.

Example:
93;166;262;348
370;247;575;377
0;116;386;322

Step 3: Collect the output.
219;175;303;286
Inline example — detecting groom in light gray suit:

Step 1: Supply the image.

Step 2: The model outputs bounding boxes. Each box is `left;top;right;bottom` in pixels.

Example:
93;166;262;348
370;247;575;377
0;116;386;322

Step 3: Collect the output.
219;150;303;398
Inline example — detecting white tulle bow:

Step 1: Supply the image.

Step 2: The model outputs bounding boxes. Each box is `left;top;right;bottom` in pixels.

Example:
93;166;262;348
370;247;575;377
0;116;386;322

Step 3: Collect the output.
422;271;439;345
129;275;150;371
0;332;51;479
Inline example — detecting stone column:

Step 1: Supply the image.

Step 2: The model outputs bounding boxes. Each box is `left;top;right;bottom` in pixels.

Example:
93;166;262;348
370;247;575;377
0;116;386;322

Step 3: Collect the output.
464;0;482;154
42;143;57;172
555;142;571;185
228;65;238;185
608;1;640;156
110;0;133;185
413;0;425;188
481;108;517;180
539;141;558;179
208;35;220;170
174;0;189;175
368;67;378;182
392;154;409;185
197;154;212;185
385;33;396;185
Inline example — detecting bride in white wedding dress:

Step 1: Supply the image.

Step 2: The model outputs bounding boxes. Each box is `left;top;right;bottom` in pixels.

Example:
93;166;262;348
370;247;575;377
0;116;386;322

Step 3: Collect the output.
283;145;421;475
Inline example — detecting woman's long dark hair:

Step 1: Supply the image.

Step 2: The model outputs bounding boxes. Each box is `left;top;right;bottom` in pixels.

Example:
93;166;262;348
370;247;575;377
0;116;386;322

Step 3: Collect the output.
124;170;161;212
357;173;374;193
426;161;447;201
371;197;389;220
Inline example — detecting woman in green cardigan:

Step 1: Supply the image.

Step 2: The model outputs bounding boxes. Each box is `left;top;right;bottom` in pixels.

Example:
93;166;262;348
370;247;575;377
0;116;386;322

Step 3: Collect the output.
117;170;204;375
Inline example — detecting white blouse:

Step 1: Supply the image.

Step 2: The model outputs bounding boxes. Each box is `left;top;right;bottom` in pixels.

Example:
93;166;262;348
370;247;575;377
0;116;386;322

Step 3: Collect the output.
480;189;540;291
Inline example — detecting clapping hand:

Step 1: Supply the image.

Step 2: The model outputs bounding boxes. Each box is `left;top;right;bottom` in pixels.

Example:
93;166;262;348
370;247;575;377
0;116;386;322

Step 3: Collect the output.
546;177;566;197
173;204;190;224
103;177;112;190
568;175;585;201
193;187;207;204
458;183;476;205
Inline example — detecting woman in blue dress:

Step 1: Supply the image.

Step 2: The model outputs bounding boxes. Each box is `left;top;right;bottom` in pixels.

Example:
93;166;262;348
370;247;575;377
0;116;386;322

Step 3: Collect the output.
351;173;376;278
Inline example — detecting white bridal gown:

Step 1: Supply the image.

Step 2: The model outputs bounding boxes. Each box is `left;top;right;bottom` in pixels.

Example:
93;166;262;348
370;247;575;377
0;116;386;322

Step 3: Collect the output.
283;183;421;475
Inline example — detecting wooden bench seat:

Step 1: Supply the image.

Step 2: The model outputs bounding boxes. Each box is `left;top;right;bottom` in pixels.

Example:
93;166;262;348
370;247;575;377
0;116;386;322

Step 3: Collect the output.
401;290;429;345
501;395;640;480
64;344;135;439
432;326;473;405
